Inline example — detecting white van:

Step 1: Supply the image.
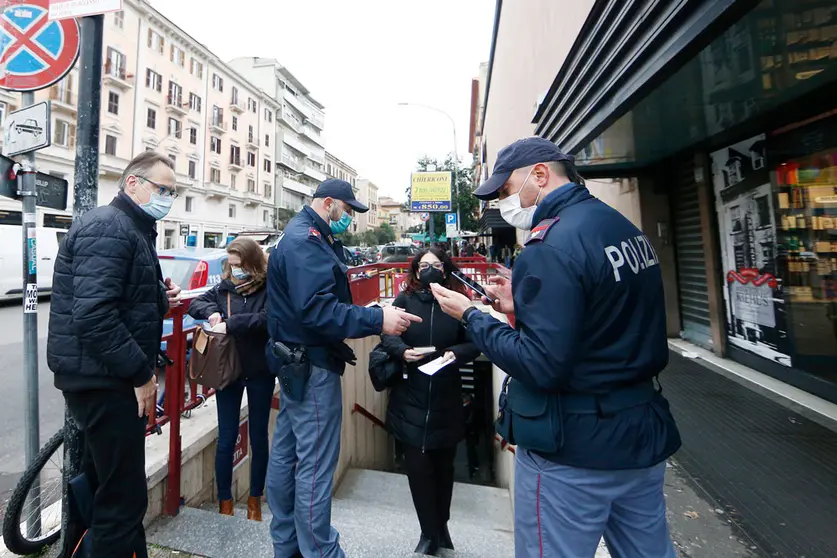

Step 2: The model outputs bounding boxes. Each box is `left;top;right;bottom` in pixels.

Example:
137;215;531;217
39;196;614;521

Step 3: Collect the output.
0;225;65;300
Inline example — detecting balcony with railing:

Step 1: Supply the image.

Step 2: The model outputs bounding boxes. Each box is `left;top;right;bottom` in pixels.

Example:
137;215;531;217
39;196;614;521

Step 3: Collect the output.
210;117;228;134
228;154;243;171
307;150;325;166
284;91;311;118
229;97;245;114
246;135;259;150
306;110;325;130
280;152;304;172
303;163;327;183
283;133;308;156
205;180;229;199
166;94;188;116
282;176;314;198
103;61;133;89
49;87;76;113
302;124;324;147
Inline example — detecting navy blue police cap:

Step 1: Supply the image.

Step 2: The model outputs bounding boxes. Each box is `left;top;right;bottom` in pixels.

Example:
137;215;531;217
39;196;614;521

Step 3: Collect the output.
474;137;574;200
313;178;369;213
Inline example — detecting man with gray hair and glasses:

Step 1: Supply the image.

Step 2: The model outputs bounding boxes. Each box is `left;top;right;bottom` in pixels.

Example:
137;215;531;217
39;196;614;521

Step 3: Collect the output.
48;151;183;558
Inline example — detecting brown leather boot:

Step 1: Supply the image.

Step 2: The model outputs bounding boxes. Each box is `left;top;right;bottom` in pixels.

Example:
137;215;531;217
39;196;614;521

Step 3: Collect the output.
219;499;234;516
247;496;263;521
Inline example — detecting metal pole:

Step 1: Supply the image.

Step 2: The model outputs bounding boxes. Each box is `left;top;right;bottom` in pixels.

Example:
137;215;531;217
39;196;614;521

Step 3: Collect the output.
60;14;103;558
429;216;435;245
19;90;42;540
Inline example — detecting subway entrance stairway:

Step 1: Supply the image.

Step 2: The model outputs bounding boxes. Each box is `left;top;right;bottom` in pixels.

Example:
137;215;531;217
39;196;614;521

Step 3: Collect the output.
146;468;519;558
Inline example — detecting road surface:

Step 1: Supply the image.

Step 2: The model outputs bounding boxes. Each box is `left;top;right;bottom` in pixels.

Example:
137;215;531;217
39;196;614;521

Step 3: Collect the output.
0;299;63;518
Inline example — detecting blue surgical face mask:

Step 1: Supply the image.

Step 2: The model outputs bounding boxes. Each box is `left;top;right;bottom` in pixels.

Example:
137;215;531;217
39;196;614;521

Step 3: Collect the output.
231;267;250;281
139;181;174;220
329;203;353;235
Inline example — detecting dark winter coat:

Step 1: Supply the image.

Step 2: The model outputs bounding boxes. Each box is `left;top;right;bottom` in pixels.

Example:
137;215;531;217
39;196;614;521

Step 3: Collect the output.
381;289;481;450
48;192;169;393
188;279;270;380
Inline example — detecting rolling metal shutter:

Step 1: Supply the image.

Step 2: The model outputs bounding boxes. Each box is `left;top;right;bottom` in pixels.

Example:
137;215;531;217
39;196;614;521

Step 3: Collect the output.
672;161;713;348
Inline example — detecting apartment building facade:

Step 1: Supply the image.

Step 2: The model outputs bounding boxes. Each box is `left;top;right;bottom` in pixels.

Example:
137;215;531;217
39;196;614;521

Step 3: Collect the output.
355;178;379;233
228;57;327;213
378;196;421;241
0;0;282;249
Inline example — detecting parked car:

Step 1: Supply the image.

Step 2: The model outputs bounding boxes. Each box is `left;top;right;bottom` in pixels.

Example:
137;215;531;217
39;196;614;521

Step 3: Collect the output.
158;247;228;350
379;244;420;263
343;246;364;266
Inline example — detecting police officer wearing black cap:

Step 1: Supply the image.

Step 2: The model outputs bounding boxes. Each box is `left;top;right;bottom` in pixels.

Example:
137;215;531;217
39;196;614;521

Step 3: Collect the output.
265;178;421;558
430;137;681;557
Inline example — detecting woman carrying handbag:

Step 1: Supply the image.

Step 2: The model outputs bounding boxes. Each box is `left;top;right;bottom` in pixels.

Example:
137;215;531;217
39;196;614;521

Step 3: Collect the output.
188;238;273;520
381;248;481;556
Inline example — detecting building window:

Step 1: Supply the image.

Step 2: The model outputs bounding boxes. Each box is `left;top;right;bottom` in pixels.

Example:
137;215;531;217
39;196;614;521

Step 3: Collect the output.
0;103;5;125
265;108;272;122
230;174;237;190
147;30;164;54
169;155;176;169
168;118;181;138
189;127;197;145
210;168;221;183
232;116;238;131
247;152;256;167
145;69;162;92
189;93;201;112
231;87;239;106
188;160;196;179
230;145;241;166
248;125;254;144
212;73;224;92
185;196;194;212
263;210;269;223
146;108;156;129
247;98;255;112
247;178;256;192
211;105;224;128
53;120;75;147
229;204;236;218
264;159;272;173
211;136;221;155
264;134;270;148
190;58;203;78
170;45;185;67
104;135;117;156
107;91;119;115
265;183;272;198
113;10;124;28
168;81;182;107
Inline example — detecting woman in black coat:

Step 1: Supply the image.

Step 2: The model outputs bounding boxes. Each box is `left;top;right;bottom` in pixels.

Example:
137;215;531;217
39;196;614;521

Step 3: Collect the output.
381;248;481;556
188;238;272;522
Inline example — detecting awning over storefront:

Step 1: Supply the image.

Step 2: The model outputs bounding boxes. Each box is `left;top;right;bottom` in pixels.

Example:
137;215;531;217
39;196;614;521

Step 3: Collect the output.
478;208;513;235
532;0;758;162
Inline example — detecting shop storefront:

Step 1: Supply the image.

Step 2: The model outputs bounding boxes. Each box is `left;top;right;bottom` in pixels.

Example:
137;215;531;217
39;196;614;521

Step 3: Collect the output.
532;0;837;400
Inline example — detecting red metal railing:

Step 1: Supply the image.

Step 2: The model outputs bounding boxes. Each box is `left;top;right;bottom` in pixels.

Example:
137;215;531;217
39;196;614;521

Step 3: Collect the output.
144;297;216;516
352;404;387;429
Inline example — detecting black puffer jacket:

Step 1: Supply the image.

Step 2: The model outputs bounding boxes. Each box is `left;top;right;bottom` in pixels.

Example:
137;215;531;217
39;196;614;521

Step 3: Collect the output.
188;279;270;379
48;192;169;393
381;289;481;450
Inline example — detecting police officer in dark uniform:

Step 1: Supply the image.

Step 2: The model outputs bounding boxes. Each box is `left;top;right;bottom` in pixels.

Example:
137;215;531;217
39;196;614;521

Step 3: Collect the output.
265;179;421;558
431;137;681;557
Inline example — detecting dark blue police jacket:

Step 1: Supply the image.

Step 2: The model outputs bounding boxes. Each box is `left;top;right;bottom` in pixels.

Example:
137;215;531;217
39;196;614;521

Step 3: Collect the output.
465;183;681;470
267;206;383;373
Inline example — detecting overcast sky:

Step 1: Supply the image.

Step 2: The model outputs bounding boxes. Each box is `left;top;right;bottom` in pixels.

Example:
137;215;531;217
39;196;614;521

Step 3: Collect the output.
149;0;496;202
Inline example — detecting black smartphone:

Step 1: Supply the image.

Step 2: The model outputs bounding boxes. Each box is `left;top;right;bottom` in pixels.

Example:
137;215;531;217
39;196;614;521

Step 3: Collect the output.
451;271;495;303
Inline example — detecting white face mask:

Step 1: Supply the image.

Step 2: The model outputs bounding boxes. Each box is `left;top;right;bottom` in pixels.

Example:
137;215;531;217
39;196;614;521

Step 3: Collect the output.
499;167;541;230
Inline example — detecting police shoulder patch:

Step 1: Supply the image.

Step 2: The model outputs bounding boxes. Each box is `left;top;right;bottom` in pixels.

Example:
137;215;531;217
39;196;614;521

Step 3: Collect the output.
524;217;560;245
308;227;322;240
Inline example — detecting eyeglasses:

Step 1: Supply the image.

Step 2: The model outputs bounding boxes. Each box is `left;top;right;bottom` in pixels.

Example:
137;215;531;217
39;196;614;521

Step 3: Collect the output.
418;262;444;271
139;176;178;199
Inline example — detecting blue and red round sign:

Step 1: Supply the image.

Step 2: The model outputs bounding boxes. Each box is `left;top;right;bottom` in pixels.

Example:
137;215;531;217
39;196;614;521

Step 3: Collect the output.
0;0;80;92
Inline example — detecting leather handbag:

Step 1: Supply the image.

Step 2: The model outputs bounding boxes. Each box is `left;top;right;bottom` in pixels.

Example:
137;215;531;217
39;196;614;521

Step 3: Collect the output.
189;293;242;390
367;343;403;392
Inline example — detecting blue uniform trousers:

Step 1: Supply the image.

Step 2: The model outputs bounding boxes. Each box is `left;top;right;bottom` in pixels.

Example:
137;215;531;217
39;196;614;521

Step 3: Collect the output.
514;449;676;558
267;366;345;558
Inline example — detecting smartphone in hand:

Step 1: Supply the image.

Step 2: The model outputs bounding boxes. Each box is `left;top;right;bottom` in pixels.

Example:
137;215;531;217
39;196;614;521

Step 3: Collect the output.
450;271;495;303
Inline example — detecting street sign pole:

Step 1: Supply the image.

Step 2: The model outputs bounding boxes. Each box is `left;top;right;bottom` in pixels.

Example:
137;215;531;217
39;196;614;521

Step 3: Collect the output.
60;13;104;557
18;90;42;540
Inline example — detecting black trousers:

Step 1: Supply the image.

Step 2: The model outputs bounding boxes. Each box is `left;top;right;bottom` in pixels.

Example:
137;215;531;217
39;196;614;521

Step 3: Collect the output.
65;390;149;558
402;443;457;540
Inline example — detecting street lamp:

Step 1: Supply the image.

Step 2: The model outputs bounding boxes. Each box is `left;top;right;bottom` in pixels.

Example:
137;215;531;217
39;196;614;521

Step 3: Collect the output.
397;102;461;249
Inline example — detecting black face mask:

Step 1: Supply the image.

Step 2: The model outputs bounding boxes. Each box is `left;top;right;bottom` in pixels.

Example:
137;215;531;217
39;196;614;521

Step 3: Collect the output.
418;267;445;287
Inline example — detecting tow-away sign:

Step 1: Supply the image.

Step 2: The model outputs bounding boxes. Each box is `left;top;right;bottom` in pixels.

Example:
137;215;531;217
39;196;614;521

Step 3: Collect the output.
48;0;123;21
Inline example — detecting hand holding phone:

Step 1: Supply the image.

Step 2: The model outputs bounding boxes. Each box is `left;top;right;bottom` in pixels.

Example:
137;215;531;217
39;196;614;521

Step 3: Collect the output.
450;271;495;303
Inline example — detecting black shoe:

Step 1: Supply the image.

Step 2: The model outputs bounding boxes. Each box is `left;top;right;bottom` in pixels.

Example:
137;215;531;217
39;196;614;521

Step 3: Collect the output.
414;533;440;555
439;524;454;550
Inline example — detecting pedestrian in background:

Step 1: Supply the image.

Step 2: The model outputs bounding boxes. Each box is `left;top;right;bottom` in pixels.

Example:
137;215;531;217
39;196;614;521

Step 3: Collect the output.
47;151;182;558
501;245;512;268
188;237;272;521
381;248;480;556
265;179;421;558
431;137;680;558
